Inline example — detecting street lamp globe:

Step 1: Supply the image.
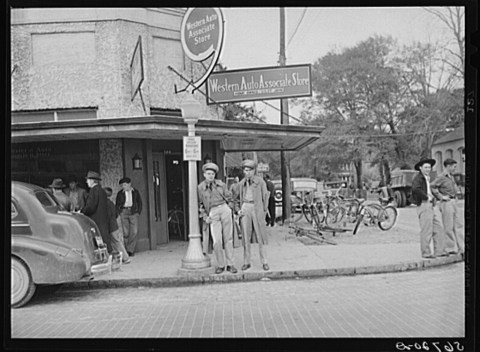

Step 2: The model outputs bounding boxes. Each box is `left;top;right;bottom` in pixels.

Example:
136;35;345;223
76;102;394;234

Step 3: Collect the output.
181;94;201;124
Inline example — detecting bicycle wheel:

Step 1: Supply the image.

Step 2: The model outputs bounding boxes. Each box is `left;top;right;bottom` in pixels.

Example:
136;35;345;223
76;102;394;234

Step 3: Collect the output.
325;206;345;226
302;204;313;224
378;205;398;230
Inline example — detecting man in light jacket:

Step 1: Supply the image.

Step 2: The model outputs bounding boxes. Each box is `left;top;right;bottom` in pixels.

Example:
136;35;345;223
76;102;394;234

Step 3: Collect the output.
198;162;237;274
233;159;270;271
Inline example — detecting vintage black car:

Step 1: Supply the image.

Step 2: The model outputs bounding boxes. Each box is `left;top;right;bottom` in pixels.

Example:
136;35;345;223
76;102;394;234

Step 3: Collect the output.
11;181;108;308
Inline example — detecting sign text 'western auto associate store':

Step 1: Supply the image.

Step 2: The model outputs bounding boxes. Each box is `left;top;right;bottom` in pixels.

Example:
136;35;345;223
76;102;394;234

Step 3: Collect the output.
206;64;312;104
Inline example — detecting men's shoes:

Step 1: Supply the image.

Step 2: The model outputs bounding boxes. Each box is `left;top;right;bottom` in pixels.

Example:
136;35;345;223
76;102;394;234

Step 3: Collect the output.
215;267;225;274
263;264;270;271
122;258;131;264
241;264;251;271
226;266;238;274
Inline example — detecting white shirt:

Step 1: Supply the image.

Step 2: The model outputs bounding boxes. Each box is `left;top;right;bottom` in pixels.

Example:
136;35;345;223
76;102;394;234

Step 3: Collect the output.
124;189;133;207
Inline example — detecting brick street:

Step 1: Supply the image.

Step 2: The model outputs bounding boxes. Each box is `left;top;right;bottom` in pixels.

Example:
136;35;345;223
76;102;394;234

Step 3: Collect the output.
11;262;464;339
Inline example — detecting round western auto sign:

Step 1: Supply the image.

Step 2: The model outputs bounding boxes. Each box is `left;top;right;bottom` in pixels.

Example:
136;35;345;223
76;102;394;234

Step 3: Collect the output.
181;8;224;62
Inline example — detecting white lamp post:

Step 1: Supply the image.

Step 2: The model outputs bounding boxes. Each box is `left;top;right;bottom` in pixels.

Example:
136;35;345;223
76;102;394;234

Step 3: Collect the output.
178;94;212;274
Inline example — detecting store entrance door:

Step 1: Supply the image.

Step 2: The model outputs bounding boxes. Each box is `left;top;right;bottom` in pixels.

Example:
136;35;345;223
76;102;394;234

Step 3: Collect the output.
165;154;187;241
152;152;168;245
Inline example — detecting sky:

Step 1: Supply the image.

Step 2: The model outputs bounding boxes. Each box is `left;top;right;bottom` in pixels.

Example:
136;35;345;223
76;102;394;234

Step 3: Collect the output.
215;7;458;124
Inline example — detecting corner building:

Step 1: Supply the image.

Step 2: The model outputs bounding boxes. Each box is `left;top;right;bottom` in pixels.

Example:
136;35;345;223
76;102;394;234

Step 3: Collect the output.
11;8;323;252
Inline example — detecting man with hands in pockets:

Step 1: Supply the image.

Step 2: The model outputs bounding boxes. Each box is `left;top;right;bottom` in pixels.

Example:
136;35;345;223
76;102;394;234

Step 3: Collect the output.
233;159;270;271
198;162;238;275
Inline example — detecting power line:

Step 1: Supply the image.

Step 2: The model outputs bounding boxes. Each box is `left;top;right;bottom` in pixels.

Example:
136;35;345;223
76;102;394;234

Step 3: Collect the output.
287;8;308;47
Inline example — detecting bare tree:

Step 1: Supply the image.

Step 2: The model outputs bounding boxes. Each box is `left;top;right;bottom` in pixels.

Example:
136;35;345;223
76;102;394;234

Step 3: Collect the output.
423;6;465;86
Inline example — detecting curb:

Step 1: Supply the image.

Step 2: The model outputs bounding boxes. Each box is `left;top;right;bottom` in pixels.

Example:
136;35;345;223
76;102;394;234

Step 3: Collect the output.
63;254;464;290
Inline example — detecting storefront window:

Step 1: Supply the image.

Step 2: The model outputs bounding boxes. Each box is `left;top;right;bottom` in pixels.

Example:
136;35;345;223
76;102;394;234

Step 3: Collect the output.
11;140;99;188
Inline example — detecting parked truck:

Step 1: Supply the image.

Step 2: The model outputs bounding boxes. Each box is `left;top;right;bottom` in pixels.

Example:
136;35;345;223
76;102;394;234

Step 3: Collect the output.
389;169;441;207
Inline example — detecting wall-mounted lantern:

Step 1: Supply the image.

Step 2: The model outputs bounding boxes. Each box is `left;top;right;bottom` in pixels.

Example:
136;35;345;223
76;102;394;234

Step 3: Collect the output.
132;153;143;170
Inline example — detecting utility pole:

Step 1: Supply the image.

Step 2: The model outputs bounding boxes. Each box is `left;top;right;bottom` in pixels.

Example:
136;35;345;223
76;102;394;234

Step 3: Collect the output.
279;8;292;223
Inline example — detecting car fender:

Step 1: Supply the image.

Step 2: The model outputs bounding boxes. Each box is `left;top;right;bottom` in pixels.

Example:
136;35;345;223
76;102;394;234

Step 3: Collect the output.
12;237;89;284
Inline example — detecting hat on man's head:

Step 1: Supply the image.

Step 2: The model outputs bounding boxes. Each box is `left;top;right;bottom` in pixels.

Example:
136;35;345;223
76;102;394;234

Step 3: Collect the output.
443;158;457;167
85;171;102;180
202;162;219;173
414;158;436;171
48;178;65;189
242;159;256;169
119;177;131;185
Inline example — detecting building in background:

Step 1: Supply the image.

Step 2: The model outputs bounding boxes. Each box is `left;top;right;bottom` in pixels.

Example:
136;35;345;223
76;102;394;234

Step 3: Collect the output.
431;123;465;176
10;8;323;252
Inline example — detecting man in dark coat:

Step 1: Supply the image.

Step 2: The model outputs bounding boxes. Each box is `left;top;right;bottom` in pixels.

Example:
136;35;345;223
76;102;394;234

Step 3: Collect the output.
81;171;111;252
264;174;276;227
411;158;446;259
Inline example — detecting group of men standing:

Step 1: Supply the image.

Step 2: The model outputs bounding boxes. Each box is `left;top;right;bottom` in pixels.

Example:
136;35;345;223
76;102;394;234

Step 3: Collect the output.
411;158;464;259
48;172;143;264
198;159;271;274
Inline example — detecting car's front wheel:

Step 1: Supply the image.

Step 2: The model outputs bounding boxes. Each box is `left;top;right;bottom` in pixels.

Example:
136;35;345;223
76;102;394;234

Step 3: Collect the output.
11;257;36;308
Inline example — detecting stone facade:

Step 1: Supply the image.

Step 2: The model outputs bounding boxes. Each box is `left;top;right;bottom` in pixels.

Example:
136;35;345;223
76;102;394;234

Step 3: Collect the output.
11;8;220;119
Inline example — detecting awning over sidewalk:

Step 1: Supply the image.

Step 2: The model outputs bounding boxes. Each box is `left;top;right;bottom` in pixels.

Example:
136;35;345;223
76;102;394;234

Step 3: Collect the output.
11;115;325;151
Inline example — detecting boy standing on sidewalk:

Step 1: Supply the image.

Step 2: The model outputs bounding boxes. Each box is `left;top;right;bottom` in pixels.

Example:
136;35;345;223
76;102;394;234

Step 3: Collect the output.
411;158;446;259
431;158;464;255
116;177;142;257
105;187;131;264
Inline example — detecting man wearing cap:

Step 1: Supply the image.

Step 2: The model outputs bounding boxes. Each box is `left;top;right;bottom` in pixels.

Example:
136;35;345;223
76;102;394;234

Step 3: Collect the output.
431;158;464;255
81;171;111;252
233;159;270;271
198;162;238;274
48;178;73;211
115;177;142;257
411;159;446;259
65;175;88;212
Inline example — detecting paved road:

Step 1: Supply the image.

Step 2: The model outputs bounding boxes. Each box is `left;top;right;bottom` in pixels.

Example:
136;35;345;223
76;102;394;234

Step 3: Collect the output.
11;263;464;339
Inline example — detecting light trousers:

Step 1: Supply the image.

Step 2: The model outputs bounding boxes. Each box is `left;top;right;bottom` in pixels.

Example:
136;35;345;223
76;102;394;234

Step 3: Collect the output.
120;210;139;253
209;203;234;268
438;200;464;253
241;203;267;265
417;201;445;257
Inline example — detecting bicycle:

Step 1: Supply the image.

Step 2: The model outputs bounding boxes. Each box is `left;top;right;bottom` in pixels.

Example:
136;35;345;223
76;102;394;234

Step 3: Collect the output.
168;207;184;238
352;201;398;235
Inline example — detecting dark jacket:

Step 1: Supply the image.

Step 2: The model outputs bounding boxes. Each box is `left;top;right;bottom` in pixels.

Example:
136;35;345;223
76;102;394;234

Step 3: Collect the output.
115;188;142;215
81;184;110;245
411;172;431;206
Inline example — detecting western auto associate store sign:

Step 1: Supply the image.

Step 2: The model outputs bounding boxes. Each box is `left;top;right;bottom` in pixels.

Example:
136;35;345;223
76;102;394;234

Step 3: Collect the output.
181;8;224;62
206;64;312;104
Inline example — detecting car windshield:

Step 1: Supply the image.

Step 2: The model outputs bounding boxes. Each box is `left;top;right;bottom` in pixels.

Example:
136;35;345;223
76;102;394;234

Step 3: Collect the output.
35;190;58;207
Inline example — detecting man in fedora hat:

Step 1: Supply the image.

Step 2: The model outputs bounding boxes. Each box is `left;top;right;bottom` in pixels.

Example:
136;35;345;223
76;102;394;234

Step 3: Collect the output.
65;174;88;212
411;158;446;259
115;177;142;256
81;171;111;252
431;158;464;255
233;159;270;271
48;178;72;211
198;162;237;274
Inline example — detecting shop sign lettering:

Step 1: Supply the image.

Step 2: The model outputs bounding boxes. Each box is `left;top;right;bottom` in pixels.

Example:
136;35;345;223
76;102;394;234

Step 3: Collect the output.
206;64;312;104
